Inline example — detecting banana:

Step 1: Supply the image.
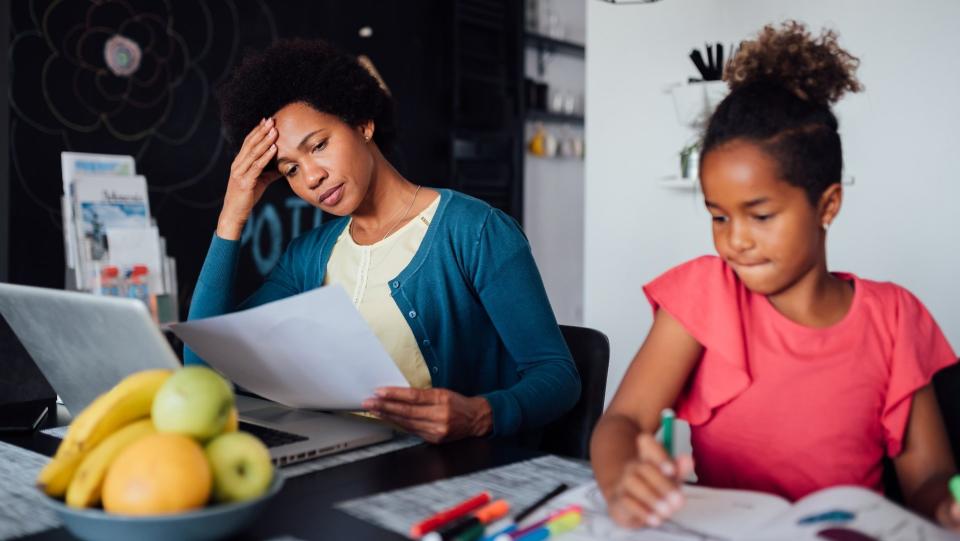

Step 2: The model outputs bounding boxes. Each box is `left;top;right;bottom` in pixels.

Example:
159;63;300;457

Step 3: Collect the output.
224;407;239;433
57;369;172;457
65;418;156;508
36;450;86;497
54;390;114;459
38;370;173;497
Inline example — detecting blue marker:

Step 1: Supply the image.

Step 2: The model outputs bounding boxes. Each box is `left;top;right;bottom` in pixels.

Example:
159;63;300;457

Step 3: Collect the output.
797;509;855;525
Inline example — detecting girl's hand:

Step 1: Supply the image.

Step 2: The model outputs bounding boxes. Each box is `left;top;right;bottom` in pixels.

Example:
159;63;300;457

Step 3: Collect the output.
217;117;282;240
935;497;960;531
362;387;493;443
606;433;694;529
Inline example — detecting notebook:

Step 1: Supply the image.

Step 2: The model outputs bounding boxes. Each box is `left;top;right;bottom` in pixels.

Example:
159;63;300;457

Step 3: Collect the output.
538;481;956;541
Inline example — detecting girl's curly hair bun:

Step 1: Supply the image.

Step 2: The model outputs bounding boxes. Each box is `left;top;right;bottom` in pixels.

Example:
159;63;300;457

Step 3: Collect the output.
725;20;863;105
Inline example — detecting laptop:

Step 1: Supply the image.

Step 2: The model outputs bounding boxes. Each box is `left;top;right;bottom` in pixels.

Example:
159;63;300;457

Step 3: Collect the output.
0;283;395;466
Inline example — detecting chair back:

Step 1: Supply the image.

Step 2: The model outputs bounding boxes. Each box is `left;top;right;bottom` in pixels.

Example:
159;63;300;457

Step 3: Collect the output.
883;358;960;502
539;325;610;459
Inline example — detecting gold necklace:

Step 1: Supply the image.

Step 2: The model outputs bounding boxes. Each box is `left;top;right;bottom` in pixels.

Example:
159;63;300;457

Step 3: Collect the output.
350;185;422;245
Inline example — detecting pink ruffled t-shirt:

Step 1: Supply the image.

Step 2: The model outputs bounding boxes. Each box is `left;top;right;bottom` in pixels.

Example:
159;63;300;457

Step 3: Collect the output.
643;256;957;501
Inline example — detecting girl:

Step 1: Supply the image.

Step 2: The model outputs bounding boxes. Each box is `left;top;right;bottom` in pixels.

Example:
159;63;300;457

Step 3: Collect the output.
591;21;960;530
186;39;580;443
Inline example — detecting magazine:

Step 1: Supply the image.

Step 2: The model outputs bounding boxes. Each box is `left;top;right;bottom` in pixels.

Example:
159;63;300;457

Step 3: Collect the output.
60;152;136;288
71;174;150;291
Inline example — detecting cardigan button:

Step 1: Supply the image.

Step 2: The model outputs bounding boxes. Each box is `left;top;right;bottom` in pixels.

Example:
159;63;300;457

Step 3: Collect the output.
408;310;417;319
422;339;431;346
431;366;438;374
392;281;400;288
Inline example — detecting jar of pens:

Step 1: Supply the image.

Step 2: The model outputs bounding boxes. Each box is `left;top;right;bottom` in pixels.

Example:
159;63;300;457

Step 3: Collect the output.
411;484;579;541
667;42;733;180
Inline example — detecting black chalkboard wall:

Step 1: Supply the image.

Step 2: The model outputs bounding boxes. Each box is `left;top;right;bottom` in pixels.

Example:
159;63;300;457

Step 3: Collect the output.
5;0;459;313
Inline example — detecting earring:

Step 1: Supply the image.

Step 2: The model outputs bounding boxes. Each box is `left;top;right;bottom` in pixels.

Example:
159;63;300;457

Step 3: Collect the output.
822;222;830;232
364;134;371;142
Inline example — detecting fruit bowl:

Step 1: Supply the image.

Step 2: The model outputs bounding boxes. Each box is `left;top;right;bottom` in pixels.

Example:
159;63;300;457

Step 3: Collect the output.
41;471;284;541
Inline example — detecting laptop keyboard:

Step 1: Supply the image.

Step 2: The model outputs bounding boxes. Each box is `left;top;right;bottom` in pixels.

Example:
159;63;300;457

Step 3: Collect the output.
238;421;309;448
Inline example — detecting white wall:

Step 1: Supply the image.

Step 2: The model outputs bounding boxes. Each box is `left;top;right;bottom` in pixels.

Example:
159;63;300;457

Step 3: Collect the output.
586;0;960;404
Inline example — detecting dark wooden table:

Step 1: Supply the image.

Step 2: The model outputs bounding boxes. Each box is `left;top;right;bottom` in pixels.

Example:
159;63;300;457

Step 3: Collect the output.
1;413;543;541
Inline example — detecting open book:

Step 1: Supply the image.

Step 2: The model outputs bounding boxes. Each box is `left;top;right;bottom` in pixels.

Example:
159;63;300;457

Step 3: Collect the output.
540;481;957;541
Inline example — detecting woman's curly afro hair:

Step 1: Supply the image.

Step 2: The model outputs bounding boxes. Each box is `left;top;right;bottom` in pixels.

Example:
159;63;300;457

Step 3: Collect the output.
702;21;863;204
216;38;396;155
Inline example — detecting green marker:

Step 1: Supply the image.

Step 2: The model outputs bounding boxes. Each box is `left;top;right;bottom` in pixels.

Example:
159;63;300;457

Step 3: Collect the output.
661;408;675;459
546;511;582;536
451;521;485;541
950;474;960;504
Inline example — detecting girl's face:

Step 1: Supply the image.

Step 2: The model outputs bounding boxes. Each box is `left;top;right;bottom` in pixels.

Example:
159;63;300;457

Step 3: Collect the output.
273;101;374;216
700;140;835;295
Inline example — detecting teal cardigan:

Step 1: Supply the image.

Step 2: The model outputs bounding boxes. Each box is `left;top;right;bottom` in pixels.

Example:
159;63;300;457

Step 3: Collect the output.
185;189;581;437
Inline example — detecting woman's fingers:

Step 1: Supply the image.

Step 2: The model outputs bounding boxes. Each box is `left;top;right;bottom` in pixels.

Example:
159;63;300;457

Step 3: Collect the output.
375;412;449;443
249;126;278;166
232;119;268;172
363;398;440;422
252;144;278;181
373;387;431;404
240;117;267;147
234;125;277;181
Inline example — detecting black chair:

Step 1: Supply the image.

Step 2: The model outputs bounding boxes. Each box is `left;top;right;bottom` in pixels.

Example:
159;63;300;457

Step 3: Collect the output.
934;360;960;465
539;325;610;460
883;358;960;503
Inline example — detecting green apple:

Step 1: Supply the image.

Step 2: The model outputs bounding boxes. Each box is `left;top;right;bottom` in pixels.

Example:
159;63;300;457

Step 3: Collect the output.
205;431;274;503
152;366;235;440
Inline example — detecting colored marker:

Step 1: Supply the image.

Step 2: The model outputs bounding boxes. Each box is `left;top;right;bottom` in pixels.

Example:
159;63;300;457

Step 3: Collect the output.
513;510;582;541
950;475;960;504
494;505;582;541
483;483;569;541
481;518;515;541
661;408;675;458
411;491;492;538
513;483;569;524
796;509;855;525
423;500;511;541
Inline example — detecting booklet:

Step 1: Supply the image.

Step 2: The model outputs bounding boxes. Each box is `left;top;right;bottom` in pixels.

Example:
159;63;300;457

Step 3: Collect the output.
169;285;410;410
60;152;136;287
71;174;151;290
537;481;956;541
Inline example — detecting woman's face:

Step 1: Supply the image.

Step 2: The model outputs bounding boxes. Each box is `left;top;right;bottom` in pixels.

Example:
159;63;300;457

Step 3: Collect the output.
700;139;831;295
273;101;374;216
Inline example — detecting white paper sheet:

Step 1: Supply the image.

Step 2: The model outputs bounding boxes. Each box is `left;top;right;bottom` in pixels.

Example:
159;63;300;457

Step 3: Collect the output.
106;226;165;294
169;285;409;410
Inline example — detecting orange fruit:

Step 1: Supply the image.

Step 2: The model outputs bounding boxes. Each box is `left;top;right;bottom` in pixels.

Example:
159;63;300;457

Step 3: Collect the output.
102;433;212;515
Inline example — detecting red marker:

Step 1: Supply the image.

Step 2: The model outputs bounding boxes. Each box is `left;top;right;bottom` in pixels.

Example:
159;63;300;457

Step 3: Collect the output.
410;491;493;538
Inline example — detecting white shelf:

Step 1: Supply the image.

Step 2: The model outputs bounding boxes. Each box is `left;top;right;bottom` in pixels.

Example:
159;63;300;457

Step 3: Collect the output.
659;175;699;190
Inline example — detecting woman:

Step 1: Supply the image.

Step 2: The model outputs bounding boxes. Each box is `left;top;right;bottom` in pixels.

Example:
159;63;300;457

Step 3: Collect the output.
185;38;580;444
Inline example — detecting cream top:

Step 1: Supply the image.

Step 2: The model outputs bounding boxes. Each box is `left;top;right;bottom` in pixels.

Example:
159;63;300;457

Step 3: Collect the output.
324;195;441;389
